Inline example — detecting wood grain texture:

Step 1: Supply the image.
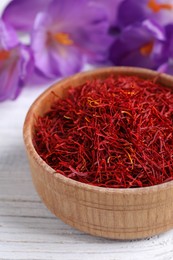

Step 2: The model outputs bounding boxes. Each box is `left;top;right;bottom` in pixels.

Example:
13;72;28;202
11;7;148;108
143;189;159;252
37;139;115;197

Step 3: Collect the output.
1;69;173;259
23;67;173;240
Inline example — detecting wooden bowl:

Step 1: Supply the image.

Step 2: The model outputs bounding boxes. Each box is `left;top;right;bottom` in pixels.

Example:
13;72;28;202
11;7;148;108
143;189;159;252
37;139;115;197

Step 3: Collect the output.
23;67;173;240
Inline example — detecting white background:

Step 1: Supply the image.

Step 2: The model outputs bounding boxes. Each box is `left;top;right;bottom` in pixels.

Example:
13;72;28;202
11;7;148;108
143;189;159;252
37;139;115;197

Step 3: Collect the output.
0;0;173;259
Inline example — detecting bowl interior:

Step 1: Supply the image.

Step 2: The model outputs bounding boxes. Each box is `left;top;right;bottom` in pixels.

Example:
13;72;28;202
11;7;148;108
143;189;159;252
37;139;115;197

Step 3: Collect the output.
24;66;173;192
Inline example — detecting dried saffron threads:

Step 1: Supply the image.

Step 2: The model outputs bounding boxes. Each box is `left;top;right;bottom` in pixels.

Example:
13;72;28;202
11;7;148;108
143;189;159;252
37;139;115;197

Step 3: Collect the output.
34;76;173;188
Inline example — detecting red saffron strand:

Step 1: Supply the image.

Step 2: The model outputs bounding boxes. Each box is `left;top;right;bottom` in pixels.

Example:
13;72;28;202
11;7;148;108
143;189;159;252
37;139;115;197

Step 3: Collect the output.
33;75;173;188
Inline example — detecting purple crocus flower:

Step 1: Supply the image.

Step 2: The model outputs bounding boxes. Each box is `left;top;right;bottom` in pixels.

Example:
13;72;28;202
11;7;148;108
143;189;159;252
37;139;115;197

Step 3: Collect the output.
0;20;31;101
31;0;111;78
2;0;52;31
109;19;165;69
117;0;173;27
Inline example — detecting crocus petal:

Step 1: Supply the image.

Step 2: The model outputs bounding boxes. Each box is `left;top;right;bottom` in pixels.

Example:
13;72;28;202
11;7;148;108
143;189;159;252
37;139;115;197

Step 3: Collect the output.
164;24;173;56
71;9;112;63
19;45;33;84
0;19;32;101
117;0;146;27
157;62;169;72
2;0;52;31
110;20;165;69
142;19;165;40
117;0;173;27
47;0;112;62
0;44;32;101
93;0;123;25
32;12;84;78
158;60;173;74
31;12;57;78
45;0;99;30
27;68;52;86
0;56;20;101
156;24;173;75
49;45;84;77
148;0;173;26
0;19;18;49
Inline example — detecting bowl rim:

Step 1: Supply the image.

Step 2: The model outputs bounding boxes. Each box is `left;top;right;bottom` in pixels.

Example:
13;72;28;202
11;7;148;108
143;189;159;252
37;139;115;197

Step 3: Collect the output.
23;66;173;194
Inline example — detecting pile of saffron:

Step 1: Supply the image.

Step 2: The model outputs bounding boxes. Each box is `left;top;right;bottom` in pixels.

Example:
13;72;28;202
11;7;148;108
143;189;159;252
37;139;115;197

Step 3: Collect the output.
34;76;173;188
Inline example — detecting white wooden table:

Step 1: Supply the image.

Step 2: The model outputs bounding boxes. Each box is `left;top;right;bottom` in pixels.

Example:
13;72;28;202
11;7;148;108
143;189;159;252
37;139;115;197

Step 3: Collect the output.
1;1;173;259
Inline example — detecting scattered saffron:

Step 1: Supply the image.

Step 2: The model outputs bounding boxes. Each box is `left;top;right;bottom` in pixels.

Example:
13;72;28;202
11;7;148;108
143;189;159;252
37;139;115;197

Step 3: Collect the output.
34;75;173;188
